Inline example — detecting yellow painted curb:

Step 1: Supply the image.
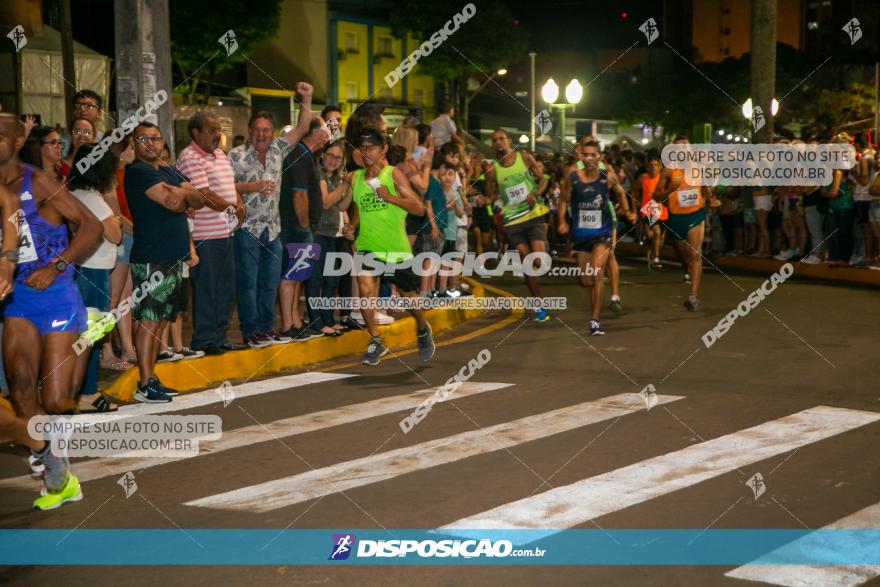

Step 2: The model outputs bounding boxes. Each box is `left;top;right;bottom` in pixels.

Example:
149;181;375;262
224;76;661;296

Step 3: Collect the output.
102;280;513;401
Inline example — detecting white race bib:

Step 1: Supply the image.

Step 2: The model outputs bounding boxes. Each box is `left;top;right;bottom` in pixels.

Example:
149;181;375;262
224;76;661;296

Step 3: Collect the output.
505;182;529;205
577;208;602;229
677;188;699;208
17;218;38;263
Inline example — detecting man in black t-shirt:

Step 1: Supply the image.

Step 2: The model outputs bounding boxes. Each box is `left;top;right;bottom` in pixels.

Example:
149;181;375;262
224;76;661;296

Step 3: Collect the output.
278;116;330;338
124;122;207;403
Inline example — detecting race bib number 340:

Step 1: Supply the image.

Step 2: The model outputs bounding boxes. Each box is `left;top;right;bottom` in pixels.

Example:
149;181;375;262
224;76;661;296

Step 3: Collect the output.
677;188;699;208
577;209;602;229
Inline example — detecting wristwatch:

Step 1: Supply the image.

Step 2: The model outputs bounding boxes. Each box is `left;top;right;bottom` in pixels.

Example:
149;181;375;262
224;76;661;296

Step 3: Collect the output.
1;250;18;262
52;258;68;272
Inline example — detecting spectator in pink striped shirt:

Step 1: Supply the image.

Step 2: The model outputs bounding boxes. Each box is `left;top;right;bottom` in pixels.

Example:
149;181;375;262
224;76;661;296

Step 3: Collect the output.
176;112;246;355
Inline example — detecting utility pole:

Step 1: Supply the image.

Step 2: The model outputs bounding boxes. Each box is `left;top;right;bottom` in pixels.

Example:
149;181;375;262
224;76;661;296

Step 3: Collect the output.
114;0;174;146
529;51;536;151
750;0;777;143
59;0;75;124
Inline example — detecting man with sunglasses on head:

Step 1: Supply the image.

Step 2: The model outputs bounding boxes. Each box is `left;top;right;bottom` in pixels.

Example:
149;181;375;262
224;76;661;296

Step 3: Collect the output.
124;122;214;402
558;139;635;336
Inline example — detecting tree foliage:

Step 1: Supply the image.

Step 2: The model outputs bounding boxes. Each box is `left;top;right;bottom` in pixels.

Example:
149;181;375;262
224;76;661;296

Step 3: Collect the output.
389;0;527;128
170;0;282;104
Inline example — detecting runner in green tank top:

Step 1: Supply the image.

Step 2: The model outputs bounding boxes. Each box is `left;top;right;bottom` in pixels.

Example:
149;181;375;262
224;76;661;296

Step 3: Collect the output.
343;128;436;365
486;129;551;321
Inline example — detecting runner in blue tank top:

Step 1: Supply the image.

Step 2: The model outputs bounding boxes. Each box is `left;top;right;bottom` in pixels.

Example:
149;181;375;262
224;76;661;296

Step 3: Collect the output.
558;139;635;336
0;113;102;510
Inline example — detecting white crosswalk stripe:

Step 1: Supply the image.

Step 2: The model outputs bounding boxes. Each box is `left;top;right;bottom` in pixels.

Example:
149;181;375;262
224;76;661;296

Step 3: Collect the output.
185;392;683;512
437;406;880;542
0;380;511;491
725;500;880;586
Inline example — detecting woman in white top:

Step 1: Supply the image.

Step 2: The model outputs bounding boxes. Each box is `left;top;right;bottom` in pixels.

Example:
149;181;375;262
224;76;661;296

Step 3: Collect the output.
67;143;122;412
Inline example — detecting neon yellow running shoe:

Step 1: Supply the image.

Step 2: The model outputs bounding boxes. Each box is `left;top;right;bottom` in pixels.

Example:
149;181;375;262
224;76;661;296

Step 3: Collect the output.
33;474;83;511
80;307;116;345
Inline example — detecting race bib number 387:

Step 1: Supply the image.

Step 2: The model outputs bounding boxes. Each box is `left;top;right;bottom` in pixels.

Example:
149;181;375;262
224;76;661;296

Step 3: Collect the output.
505;182;529;205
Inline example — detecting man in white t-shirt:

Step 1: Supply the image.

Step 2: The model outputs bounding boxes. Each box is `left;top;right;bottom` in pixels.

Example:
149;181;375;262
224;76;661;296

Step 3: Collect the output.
851;134;876;265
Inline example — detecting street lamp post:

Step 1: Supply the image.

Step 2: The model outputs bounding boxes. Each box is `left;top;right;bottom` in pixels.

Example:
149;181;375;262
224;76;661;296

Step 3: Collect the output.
541;77;582;152
466;69;508;105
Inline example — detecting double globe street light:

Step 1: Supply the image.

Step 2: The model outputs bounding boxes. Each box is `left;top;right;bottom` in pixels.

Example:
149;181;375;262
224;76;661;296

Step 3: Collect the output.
541;77;583;151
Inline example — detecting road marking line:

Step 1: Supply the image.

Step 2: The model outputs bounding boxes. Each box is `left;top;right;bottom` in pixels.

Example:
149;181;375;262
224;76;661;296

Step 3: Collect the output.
725;501;880;586
185;393;683;513
0;382;511;491
437;406;880;541
117;371;357;417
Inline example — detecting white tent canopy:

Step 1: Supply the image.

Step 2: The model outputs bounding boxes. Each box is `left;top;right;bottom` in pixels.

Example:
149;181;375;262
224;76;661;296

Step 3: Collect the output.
20;24;110;129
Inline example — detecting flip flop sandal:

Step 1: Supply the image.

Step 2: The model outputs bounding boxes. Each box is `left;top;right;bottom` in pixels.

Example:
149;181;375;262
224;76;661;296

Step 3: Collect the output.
78;395;118;414
100;359;132;371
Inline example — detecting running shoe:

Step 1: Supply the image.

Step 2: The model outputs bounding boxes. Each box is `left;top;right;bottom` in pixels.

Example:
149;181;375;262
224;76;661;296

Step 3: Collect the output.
609;297;622;312
28;453;45;475
174;347;205;360
417;323;435;361
133;379;172;403
589;319;604;336
157;350;184;363
149;376;180;397
245;334;271;349
800;254;822;265
653;257;663;268
33;473;82;511
80;307;116;345
284;326;323;342
683;273;692;284
533;309;550;322
375;311;395;325
264;332;293;345
362;336;389;366
684;295;699;311
339;316;361;332
350;311;365;325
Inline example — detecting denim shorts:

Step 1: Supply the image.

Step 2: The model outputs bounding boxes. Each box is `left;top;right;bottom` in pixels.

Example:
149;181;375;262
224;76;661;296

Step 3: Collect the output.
117;232;134;263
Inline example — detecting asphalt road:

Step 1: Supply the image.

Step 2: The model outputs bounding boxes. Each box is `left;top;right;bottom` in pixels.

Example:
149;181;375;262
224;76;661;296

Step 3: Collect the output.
1;257;879;586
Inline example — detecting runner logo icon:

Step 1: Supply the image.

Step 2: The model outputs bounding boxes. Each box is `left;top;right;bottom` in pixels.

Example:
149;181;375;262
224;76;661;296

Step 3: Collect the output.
329;533;356;560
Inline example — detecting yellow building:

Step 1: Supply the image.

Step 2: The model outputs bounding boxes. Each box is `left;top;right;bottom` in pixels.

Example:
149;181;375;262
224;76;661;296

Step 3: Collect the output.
245;1;435;127
330;16;435;124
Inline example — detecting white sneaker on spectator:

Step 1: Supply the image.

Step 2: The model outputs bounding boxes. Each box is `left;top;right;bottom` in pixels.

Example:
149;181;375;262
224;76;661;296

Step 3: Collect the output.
774;249;796;261
800;254;822;265
375;311;395;325
349;310;394;325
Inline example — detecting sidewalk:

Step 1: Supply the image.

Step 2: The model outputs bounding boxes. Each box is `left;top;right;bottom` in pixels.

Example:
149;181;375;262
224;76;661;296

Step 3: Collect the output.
611;242;880;288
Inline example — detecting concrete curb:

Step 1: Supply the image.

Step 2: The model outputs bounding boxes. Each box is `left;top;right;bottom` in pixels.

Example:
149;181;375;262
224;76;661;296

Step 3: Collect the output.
103;279;494;401
559;242;880;288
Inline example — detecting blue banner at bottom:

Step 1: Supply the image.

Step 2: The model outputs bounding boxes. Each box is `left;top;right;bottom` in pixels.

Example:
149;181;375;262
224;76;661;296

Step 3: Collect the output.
1;529;879;565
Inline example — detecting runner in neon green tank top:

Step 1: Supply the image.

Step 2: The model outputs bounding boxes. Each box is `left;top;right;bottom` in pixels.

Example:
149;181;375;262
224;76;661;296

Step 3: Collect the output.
486;129;551;321
343;128;436;365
